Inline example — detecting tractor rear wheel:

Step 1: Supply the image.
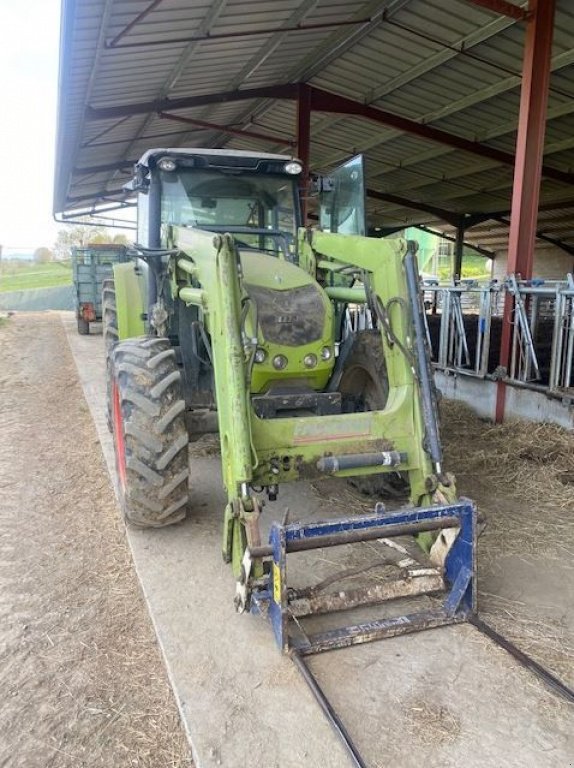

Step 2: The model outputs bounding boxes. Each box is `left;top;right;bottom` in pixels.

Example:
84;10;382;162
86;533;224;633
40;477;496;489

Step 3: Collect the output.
102;277;119;355
339;330;407;499
102;278;119;431
111;336;190;528
77;317;90;335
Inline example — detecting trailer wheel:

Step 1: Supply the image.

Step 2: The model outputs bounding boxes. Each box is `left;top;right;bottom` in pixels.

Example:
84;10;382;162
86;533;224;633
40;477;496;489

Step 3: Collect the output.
102;278;119;431
111;337;189;528
339;330;407;498
77;317;90;335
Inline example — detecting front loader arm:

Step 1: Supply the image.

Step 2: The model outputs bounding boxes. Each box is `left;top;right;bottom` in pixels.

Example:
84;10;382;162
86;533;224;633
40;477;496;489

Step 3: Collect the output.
299;229;451;508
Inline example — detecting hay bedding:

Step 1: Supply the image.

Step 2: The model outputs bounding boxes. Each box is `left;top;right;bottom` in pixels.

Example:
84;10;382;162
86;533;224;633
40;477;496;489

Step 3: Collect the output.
440;400;574;685
440;400;574;557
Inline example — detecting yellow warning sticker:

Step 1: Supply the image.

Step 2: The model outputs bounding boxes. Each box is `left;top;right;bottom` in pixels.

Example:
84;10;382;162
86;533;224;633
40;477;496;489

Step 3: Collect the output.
273;562;281;603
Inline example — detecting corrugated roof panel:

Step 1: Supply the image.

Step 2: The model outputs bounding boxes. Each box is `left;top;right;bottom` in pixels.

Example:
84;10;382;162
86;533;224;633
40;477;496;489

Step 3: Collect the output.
55;0;574;254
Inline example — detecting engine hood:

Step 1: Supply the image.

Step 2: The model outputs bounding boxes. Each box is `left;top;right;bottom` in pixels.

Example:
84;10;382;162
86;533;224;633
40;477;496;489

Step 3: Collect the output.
240;251;331;348
239;250;316;291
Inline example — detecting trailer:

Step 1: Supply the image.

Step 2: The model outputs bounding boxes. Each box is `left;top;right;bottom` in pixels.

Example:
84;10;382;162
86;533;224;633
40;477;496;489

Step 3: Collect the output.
72;244;129;334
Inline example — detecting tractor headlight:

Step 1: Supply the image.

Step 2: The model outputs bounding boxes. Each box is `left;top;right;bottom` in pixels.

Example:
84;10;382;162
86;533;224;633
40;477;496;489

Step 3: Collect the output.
158;157;177;172
320;346;332;361
284;161;303;175
254;347;267;364
272;354;288;370
304;353;317;368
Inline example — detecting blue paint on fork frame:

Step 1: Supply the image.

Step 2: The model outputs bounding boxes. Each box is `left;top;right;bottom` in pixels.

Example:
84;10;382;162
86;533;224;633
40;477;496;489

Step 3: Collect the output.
251;499;477;654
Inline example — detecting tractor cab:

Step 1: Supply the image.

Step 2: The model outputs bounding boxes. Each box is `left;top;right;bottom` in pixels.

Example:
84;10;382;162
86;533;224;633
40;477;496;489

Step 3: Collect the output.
133;148;304;260
128;148;371;402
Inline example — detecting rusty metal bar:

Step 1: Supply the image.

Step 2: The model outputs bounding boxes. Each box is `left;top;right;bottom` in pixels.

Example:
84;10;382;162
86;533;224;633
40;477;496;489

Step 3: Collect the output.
470;616;574;703
464;0;530;20
107;0;166;48
291;652;368;768
496;0;556;423
158;111;294;147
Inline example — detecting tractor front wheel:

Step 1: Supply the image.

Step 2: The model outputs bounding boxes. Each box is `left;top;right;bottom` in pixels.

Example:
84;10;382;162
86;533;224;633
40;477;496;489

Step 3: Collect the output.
111;336;190;527
339;330;407;499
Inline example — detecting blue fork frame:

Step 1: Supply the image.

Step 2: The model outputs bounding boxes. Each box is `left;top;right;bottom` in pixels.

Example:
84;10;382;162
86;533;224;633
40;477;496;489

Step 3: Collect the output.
251;499;476;654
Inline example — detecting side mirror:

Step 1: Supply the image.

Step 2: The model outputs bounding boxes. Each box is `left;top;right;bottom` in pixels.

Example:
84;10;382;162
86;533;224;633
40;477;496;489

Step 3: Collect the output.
124;163;150;194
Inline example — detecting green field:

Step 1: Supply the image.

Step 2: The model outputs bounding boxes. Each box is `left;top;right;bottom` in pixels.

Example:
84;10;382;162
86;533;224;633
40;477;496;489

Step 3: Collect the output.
438;250;492;281
0;260;73;293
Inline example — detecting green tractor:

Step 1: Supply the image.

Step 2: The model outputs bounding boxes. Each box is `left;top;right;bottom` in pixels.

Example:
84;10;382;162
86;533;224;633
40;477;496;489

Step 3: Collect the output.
104;147;475;653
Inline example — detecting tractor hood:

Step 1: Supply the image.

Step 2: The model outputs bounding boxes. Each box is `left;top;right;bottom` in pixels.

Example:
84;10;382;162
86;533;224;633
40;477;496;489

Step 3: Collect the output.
240;251;331;348
239;250;314;291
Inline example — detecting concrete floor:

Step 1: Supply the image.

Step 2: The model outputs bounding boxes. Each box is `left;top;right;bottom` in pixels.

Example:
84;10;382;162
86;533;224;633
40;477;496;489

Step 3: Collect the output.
62;313;573;768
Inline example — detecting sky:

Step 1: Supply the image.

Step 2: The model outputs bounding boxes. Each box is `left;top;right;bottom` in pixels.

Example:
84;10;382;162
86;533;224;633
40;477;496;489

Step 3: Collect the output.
0;0;62;255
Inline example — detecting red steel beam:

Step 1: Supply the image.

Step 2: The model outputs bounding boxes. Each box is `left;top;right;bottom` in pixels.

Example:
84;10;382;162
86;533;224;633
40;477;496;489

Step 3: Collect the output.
87;84;299;121
297;83;312;224
158;112;294;147
88;83;574;186
308;86;573;186
464;0;530;20
366;189;460;226
495;0;556;423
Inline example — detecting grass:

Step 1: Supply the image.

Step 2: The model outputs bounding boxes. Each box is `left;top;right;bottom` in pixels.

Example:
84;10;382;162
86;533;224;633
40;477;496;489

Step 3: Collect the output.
0;259;72;293
438;250;492;281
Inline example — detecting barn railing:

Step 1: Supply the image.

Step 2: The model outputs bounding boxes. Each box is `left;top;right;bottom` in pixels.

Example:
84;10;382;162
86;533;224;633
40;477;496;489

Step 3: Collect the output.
422;275;574;400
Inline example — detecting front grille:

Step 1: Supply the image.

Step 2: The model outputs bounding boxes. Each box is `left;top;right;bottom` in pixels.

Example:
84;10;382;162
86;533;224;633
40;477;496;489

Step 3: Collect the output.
246;284;325;346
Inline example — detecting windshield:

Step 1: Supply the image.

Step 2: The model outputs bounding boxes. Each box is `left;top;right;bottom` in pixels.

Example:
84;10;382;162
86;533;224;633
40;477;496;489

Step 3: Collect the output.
160;168;299;258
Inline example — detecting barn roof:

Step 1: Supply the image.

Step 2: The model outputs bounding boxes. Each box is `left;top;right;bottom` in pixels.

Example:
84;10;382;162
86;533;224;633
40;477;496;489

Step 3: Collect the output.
54;0;574;256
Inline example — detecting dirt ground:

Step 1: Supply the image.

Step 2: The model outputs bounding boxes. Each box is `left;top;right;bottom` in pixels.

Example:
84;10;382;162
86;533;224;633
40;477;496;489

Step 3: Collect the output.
0;314;191;768
1;311;573;768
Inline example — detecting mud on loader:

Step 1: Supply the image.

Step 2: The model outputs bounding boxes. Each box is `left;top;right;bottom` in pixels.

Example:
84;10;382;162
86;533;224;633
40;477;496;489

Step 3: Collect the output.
104;148;476;655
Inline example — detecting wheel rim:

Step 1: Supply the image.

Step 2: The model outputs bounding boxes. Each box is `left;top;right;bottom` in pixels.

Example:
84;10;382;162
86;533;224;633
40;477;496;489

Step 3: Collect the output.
112;379;127;491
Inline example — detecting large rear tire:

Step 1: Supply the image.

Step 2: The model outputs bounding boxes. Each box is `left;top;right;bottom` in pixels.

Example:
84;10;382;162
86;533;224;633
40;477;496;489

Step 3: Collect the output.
339;330;407;499
77;317;90;335
111;336;190;528
102;278;119;431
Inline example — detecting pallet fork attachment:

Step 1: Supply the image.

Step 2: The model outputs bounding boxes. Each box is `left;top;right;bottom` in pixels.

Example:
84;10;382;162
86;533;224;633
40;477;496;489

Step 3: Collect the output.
246;499;476;654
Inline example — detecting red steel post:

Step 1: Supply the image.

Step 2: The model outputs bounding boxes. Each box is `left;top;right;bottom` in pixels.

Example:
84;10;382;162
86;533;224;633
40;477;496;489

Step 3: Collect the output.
495;0;556;423
297;83;312;225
